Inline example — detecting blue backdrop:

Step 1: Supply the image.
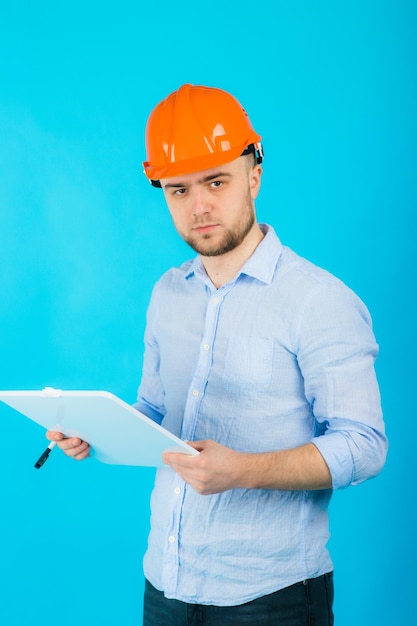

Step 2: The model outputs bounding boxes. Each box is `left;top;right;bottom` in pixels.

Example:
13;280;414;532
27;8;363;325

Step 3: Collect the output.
1;2;415;624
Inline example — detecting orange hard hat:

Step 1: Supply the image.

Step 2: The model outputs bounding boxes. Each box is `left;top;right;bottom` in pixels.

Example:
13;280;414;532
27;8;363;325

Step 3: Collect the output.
143;84;263;187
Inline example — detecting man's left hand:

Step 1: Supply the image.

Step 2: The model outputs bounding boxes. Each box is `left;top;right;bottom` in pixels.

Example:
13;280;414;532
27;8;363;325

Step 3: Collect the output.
162;440;244;495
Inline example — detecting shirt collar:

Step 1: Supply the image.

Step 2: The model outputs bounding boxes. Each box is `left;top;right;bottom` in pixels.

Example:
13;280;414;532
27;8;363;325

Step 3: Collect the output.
184;224;282;285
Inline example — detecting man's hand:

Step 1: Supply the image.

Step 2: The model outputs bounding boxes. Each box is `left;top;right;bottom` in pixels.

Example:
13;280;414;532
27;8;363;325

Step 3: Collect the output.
162;440;244;495
46;430;90;461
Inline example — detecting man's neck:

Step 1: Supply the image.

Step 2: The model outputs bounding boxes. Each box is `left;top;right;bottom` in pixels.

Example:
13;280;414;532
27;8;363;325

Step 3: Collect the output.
201;224;265;289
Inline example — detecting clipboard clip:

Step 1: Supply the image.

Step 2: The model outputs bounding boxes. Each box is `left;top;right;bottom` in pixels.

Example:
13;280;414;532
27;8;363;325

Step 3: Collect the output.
41;387;62;397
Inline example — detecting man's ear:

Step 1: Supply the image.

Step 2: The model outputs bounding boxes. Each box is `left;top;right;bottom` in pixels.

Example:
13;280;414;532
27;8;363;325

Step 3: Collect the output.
250;164;262;200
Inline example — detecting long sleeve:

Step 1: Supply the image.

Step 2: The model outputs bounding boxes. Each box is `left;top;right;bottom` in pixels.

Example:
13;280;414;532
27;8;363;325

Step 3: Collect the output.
296;281;387;489
133;287;166;425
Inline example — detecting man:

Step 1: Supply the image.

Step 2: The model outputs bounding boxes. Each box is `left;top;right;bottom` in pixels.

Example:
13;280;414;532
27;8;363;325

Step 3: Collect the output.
48;84;387;625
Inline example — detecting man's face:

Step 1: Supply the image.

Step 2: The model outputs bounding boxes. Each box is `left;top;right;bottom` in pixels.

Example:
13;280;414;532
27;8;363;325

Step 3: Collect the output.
160;157;262;257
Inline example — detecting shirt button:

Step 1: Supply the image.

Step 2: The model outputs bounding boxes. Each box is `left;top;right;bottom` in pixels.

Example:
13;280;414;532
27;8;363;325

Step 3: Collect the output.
192;389;199;397
212;297;220;304
174;487;181;495
168;535;176;544
203;343;210;351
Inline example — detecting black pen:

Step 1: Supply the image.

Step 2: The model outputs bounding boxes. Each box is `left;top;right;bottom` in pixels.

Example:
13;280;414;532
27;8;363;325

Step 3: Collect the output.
34;441;57;469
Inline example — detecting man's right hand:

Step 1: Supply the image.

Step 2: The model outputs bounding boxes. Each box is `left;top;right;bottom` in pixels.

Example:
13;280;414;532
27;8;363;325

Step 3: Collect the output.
46;430;90;461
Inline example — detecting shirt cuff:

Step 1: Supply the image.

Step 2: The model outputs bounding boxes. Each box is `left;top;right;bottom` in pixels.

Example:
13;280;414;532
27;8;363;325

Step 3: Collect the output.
311;432;354;490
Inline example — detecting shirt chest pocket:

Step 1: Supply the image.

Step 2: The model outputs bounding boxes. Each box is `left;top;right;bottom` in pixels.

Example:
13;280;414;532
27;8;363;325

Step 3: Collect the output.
221;336;274;394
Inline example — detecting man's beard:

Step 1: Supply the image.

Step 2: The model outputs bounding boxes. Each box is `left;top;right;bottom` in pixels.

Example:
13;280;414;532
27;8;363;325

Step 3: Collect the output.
183;203;255;258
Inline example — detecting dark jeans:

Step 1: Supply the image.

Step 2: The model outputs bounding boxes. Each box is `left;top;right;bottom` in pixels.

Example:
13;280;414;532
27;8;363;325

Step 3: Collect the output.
143;573;334;625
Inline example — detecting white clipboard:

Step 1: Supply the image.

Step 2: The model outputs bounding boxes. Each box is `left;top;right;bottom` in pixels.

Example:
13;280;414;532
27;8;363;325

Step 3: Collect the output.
0;388;198;467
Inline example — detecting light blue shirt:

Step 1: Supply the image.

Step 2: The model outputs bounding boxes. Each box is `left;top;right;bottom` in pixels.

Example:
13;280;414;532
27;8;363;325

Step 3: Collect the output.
135;224;387;606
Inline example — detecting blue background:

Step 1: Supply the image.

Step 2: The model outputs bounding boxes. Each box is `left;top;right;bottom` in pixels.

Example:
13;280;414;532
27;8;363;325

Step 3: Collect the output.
0;2;415;624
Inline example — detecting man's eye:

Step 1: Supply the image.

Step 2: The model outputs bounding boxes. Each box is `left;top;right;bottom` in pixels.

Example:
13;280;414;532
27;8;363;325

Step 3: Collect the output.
174;188;187;196
211;181;223;188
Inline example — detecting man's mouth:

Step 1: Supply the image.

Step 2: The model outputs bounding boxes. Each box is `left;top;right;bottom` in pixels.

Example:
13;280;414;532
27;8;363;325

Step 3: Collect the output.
192;224;219;234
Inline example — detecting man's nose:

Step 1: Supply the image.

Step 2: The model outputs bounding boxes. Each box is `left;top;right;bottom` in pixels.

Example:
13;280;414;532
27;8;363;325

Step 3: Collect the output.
191;188;211;216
